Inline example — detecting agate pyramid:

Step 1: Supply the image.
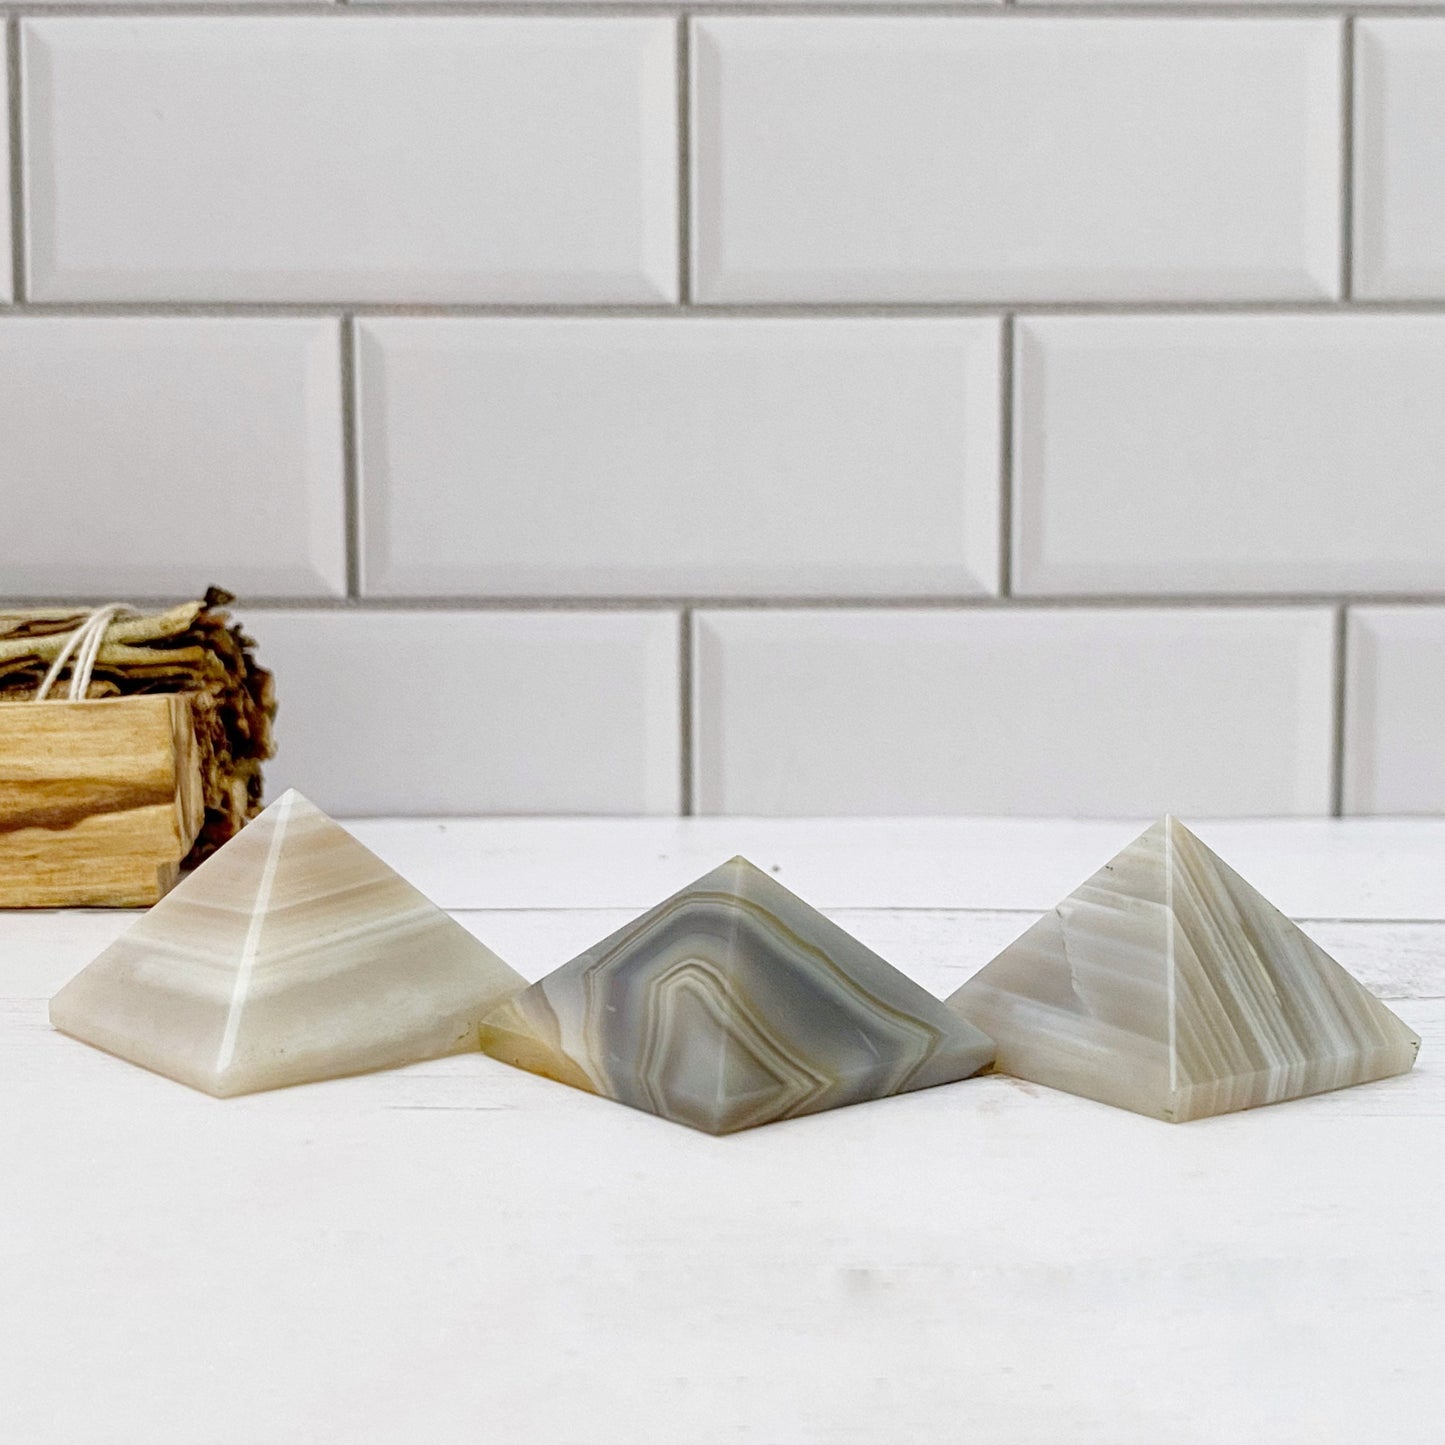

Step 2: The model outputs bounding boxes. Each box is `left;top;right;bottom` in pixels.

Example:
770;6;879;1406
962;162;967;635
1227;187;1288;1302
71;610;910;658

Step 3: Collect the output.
477;856;995;1134
51;790;524;1096
948;817;1420;1122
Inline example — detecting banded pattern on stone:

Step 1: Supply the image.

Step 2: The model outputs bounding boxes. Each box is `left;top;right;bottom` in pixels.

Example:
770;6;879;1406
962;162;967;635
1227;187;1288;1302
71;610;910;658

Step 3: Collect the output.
477;856;995;1134
948;817;1420;1122
50;790;524;1096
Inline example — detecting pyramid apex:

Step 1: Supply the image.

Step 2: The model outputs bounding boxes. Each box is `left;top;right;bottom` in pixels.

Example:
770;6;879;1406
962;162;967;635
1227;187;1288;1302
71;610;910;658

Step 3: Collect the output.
1142;814;1193;842
1127;816;1172;848
695;854;770;885
262;787;320;816
1162;814;1206;846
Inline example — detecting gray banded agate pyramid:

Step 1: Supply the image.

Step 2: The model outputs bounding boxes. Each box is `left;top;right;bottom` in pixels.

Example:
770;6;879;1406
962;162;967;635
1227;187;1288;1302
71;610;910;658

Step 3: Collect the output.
477;856;995;1134
50;790;524;1096
948;817;1420;1122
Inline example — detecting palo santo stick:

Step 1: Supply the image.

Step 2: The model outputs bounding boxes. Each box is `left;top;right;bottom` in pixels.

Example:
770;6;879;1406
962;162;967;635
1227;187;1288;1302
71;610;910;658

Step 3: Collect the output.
0;696;204;907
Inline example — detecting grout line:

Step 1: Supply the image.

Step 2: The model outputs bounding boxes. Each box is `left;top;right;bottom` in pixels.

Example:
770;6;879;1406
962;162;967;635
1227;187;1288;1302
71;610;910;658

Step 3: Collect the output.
4;4;1445;16
11;592;1441;612
339;315;361;601
10;298;1445;320
1331;603;1349;817
998;314;1014;597
5;16;22;304
678;608;695;815
1341;15;1355;302
676;16;691;308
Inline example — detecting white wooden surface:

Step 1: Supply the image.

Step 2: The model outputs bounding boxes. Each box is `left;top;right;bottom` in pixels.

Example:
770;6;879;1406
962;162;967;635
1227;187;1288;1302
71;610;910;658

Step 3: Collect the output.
3;817;1442;1444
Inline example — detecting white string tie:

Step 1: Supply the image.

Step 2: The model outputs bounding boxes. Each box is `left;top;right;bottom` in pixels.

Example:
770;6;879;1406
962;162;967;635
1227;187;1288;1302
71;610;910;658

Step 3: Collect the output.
32;604;134;703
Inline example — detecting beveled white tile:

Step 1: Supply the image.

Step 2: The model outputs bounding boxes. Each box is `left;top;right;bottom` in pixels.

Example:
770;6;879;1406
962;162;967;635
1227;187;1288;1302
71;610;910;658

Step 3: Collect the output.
1015;315;1445;596
1355;21;1445;299
242;610;681;816
1345;608;1445;816
358;317;1001;599
0;31;9;304
23;17;677;303
0;318;343;598
693;608;1335;816
693;17;1340;303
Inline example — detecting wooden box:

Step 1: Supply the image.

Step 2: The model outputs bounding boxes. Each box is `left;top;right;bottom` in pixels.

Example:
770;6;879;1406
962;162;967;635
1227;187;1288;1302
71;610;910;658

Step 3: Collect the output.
0;696;205;908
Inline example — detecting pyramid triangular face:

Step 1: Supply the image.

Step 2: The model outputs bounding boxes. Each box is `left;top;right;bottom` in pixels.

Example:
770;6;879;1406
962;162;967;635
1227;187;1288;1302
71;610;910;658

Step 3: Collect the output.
477;856;995;1134
948;817;1420;1122
50;790;525;1096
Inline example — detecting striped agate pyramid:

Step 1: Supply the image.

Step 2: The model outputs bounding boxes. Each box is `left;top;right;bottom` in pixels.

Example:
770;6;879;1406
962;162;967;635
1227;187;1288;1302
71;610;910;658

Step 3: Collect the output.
478;856;995;1134
51;790;523;1096
948;817;1419;1122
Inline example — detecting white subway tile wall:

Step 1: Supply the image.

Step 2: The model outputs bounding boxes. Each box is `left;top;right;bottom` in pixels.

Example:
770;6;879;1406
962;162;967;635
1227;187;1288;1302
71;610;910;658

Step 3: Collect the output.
3;12;1442;819
0;30;9;303
356;317;1001;598
1013;315;1445;596
24;18;678;303
693;608;1336;817
1355;21;1445;299
692;17;1342;303
237;611;682;817
0;318;345;597
1344;608;1445;815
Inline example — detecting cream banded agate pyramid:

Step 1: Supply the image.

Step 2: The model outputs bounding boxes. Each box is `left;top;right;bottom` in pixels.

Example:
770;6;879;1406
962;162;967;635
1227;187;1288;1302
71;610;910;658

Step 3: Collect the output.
51;790;524;1096
478;856;995;1134
949;817;1420;1122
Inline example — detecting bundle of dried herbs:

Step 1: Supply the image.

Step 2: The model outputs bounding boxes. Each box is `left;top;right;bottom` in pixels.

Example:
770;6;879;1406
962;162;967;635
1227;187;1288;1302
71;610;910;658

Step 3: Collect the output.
0;588;276;864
